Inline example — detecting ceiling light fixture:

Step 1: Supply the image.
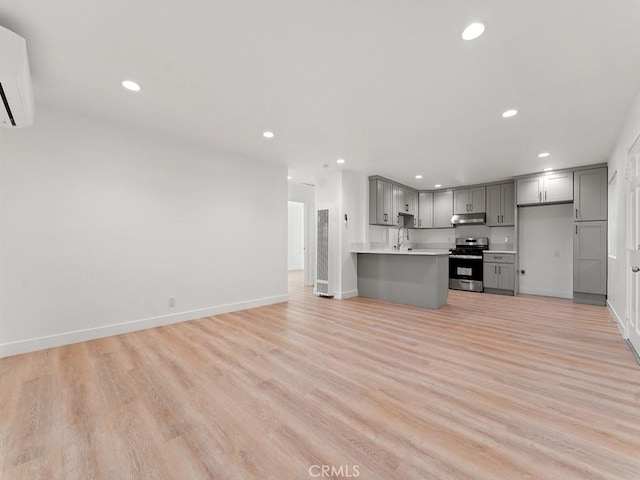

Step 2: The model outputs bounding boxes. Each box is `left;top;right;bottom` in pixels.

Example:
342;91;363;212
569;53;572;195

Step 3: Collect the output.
121;80;141;92
543;168;553;172
263;131;275;139
336;158;345;164
415;175;423;179
502;109;518;118
462;23;485;41
287;176;292;180
434;184;442;188
538;152;550;158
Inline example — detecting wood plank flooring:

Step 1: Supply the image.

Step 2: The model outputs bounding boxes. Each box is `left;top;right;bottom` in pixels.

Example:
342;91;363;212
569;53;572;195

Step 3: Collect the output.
1;271;639;479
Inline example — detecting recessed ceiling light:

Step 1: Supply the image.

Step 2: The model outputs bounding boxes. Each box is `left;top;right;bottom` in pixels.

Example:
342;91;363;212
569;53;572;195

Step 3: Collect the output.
544;167;553;172
263;131;275;139
415;175;423;179
538;152;550;158
336;158;345;164
121;80;141;92
287;175;292;180
502;109;518;118
462;23;485;41
434;184;442;188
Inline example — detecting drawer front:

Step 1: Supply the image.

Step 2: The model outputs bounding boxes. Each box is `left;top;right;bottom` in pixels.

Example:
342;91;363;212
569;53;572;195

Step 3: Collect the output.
484;253;514;263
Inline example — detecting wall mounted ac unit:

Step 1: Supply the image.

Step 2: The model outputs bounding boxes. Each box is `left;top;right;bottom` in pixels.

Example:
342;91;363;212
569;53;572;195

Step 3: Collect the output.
0;25;35;128
315;208;333;297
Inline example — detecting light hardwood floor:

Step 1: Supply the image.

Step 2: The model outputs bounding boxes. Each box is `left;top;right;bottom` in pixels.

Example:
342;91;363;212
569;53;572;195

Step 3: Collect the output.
1;271;639;479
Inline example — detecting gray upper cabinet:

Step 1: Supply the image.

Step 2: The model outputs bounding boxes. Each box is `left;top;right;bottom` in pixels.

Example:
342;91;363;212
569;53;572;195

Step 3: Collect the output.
574;221;607;295
433;190;454;228
516;176;543;205
544;171;574;203
486;182;515;226
454;186;486;214
396;186;418;226
574;167;607;221
418;192;433;229
369;178;395;225
404;189;418;216
517;171;573;205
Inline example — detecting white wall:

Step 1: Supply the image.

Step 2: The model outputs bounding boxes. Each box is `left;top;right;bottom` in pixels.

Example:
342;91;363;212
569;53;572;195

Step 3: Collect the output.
339;170;367;298
287;201;304;270
0;106;288;357
314;169;342;296
518;204;573;298
607;89;640;332
314;169;366;299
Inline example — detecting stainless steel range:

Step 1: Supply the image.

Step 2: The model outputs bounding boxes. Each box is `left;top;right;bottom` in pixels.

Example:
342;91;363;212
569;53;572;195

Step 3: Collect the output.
449;237;489;292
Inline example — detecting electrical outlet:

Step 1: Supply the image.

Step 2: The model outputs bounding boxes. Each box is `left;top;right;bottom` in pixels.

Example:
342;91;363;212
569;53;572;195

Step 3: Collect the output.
169;297;175;308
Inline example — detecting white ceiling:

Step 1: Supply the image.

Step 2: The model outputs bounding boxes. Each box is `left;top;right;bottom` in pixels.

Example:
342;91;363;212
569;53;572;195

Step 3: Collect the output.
2;0;640;188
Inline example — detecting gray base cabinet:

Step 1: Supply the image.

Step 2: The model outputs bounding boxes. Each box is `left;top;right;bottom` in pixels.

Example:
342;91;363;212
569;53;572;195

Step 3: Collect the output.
483;253;515;295
573;221;607;304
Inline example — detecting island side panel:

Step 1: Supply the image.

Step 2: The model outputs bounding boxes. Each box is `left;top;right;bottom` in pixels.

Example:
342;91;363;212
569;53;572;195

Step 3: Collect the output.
356;254;448;308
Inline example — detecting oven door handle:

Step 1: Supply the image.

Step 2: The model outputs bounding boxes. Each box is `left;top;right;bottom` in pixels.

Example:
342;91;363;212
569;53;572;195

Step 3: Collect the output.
449;255;483;259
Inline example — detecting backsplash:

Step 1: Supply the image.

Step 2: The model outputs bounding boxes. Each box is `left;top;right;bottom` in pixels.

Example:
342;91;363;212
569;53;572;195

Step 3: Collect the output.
367;224;515;251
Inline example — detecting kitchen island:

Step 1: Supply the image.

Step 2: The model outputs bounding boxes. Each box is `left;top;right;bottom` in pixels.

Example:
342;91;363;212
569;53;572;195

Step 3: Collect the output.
353;249;449;309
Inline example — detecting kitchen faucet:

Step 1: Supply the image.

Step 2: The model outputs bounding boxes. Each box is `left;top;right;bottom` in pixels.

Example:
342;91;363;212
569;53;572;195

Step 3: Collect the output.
397;225;409;250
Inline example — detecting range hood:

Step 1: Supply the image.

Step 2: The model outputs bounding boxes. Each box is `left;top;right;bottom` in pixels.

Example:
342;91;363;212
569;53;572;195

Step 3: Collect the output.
450;213;486;226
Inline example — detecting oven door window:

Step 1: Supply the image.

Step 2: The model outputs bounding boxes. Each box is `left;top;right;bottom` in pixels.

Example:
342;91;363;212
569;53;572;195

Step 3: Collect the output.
456;267;473;276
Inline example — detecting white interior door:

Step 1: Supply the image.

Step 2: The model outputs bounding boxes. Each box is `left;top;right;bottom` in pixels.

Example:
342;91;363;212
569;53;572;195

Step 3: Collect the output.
627;141;640;352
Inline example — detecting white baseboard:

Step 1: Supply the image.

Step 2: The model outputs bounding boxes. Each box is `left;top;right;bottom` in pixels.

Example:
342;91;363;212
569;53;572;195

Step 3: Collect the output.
336;290;358;300
607;300;627;338
0;294;288;359
518;287;573;299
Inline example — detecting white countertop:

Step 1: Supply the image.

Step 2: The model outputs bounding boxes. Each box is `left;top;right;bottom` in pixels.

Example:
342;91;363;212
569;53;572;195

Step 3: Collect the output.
353;249;449;256
484;250;516;254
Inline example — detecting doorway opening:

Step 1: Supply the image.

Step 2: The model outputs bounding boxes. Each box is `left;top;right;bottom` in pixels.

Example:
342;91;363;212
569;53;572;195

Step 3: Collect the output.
288;182;315;292
288;200;305;274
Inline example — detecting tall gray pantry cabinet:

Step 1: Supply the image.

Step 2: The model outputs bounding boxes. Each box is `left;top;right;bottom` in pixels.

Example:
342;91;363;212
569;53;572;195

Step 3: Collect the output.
573;167;608;305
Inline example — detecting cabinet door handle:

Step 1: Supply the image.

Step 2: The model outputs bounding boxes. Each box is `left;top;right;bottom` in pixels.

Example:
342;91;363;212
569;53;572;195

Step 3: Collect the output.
539;191;542;202
384;213;388;222
499;266;502;274
576;225;578;234
419;219;422;227
497;215;500;223
575;208;578;219
544;190;547;202
495;266;497;274
470;203;473;212
405;203;409;212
